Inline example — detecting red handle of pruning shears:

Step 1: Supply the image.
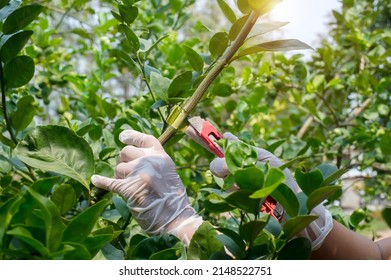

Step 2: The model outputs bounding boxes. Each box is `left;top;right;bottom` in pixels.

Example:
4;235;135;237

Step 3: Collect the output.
198;121;224;158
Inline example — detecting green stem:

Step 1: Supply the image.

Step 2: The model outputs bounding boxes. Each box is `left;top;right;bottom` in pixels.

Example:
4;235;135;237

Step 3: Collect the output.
0;63;17;145
159;11;260;145
136;56;166;126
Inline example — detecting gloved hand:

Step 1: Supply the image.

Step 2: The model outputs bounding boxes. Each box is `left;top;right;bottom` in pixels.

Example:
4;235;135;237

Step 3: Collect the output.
186;126;333;251
91;130;203;245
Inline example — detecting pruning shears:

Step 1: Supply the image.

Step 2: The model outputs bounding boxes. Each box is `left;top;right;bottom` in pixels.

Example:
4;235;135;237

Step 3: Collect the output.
187;116;284;222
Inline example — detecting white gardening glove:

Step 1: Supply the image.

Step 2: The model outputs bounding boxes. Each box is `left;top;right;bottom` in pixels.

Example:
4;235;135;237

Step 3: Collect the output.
91;130;203;245
186;126;333;251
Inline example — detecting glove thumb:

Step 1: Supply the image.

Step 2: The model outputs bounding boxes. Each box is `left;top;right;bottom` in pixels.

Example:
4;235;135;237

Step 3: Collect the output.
91;174;116;191
210;157;230;178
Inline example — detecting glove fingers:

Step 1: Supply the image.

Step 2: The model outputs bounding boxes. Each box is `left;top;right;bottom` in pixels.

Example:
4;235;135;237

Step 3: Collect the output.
91;175;116;191
210;157;230;178
120;130;163;150
119;145;147;163
222;132;239;141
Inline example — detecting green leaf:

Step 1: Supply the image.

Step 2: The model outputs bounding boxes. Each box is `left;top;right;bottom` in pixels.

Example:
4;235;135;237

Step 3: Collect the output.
0;0;21;22
277;237;311;260
84;232;114;258
224;189;261;214
216;227;246;252
283;215;318;240
204;195;236;213
319;167;348;187
0;0;10;9
31;176;63;196
182;45;204;73
168;71;192;97
10;95;36;131
216;234;245;259
229;15;249;41
14;126;95;190
4;55;35;88
235;39;313;60
380;131;391;156
169;0;182;13
271;183;299;217
112;194;130;220
306;186;341;212
237;0;251;14
119;24;140;51
349;208;367;228
149;247;183;260
0;30;33;63
233;166;264;190
6;227;49;256
0;195;23;247
217;0;236;23
51;184;77;215
239;216;269;243
62;199;109;243
2;4;43;35
295;167;324;196
225;141;258;174
27;188;64;252
61;242;92;260
118;4;138;25
209;32;229;58
130;234;181;260
188;221;224;260
150;71;170;101
211;82;233;97
381;207;391;228
250;167;285;199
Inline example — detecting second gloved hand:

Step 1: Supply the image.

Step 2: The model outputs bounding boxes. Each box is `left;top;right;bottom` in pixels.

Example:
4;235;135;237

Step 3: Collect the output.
186;126;333;251
91;130;203;245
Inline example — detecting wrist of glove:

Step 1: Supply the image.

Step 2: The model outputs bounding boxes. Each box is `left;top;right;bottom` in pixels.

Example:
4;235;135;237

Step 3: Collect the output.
91;130;202;245
187;128;333;251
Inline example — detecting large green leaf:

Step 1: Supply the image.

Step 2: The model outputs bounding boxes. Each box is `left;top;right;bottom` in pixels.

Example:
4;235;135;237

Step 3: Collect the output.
188;221;224;260
3;55;35;88
380;131;391;156
62;199;109;243
224;189;261;214
2;4;43;35
249;0;282;15
0;30;33;63
14;125;95;190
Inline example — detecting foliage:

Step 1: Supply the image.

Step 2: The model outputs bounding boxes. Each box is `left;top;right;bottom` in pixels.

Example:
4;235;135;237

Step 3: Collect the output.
0;0;390;260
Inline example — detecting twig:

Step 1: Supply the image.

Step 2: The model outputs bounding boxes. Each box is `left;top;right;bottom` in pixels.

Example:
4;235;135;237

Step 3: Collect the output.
159;11;261;145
